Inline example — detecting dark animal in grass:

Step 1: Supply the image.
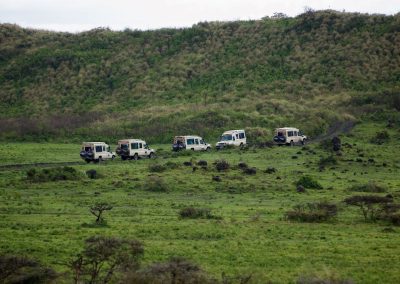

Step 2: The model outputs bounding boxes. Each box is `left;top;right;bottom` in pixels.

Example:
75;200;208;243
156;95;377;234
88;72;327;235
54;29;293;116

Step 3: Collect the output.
297;185;306;193
192;166;197;173
183;161;192;166
86;169;97;179
243;167;256;175
332;136;341;152
265;167;277;174
214;160;229;171
212;176;222;182
197;160;208;166
237;162;248;169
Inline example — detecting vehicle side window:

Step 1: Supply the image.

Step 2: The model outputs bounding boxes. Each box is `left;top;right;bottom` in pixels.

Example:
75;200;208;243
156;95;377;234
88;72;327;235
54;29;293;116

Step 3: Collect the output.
236;134;239;138
194;139;199;145
200;140;204;144
239;133;245;139
95;146;102;152
288;131;293;137
131;143;139;149
139;143;143;148
294;131;298;136
187;139;194;145
299;131;303;136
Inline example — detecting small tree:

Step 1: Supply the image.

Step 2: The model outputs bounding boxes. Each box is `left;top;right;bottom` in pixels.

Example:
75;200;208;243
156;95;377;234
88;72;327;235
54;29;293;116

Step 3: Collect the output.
90;202;113;224
69;236;144;284
344;195;392;222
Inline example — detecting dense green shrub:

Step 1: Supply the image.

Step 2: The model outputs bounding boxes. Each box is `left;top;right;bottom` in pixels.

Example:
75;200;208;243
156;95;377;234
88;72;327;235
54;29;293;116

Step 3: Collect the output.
179;207;221;219
285;201;338;222
122;257;214;284
143;176;169;192
296;176;323;189
26;166;81;182
370;130;390;144
349;181;387;193
148;163;167;173
0;255;57;283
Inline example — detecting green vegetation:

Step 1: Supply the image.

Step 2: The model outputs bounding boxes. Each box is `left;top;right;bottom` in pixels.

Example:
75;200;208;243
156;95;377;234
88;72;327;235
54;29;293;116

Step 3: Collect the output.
0;10;399;142
0;122;399;282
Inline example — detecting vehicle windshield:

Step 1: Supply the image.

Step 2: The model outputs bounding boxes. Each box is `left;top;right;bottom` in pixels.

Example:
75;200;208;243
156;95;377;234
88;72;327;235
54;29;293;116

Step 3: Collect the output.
84;146;92;152
220;134;233;141
120;144;129;150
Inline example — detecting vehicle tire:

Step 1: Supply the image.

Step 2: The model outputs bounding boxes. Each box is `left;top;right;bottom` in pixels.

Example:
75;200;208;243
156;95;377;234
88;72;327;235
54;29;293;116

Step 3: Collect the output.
191;148;195;151
111;155;115;160
301;139;306;145
149;152;155;159
133;153;139;160
206;147;211;151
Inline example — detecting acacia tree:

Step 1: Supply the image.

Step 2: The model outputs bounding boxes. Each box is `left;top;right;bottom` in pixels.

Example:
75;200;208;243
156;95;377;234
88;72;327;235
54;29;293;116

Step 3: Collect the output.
90;202;113;224
69;236;144;284
344;195;392;221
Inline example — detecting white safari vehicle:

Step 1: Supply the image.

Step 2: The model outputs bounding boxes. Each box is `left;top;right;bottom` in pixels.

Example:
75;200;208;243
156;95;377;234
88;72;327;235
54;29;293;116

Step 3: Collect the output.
80;142;116;163
216;129;246;150
116;139;155;160
172;136;211;151
273;127;307;146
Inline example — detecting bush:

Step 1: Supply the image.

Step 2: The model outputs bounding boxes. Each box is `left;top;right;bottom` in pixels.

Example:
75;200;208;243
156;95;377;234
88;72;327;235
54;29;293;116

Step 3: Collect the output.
143;176;169;192
296;176;323;189
26;166;81;182
285;201;338;223
371;130;390;144
349;181;387;193
70;236;144;284
0;255;57;283
214;159;230;172
179;207;219;219
265;167;277;174
148;163;167;173
318;155;338;169
122;257;213;284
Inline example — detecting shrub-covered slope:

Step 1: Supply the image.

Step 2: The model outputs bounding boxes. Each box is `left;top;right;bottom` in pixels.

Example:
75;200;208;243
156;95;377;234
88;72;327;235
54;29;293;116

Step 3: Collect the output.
0;10;399;142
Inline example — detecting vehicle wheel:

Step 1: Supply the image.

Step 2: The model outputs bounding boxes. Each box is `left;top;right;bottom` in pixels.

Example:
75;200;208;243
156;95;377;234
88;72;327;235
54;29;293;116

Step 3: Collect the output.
290;141;294;147
133;153;139;160
149;152;155;159
191;148;195;151
301;139;306;145
111;155;115;160
206;147;211;151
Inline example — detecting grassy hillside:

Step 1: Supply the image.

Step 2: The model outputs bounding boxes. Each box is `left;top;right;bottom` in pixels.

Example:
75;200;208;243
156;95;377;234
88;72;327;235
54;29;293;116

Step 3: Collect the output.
0;122;400;283
0;10;400;142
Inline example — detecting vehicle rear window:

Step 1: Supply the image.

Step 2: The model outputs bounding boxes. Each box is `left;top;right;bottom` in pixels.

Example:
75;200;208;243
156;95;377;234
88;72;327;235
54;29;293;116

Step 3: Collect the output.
84;146;92;152
95;146;102;152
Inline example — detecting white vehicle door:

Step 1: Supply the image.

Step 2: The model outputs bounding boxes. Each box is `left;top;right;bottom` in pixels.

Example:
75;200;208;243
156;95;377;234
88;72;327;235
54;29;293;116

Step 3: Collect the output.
199;139;206;150
194;138;200;151
138;142;147;156
186;138;195;150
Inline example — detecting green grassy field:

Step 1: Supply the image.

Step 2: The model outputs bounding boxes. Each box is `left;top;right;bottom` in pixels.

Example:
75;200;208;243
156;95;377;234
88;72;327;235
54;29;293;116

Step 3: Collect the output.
0;122;400;283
